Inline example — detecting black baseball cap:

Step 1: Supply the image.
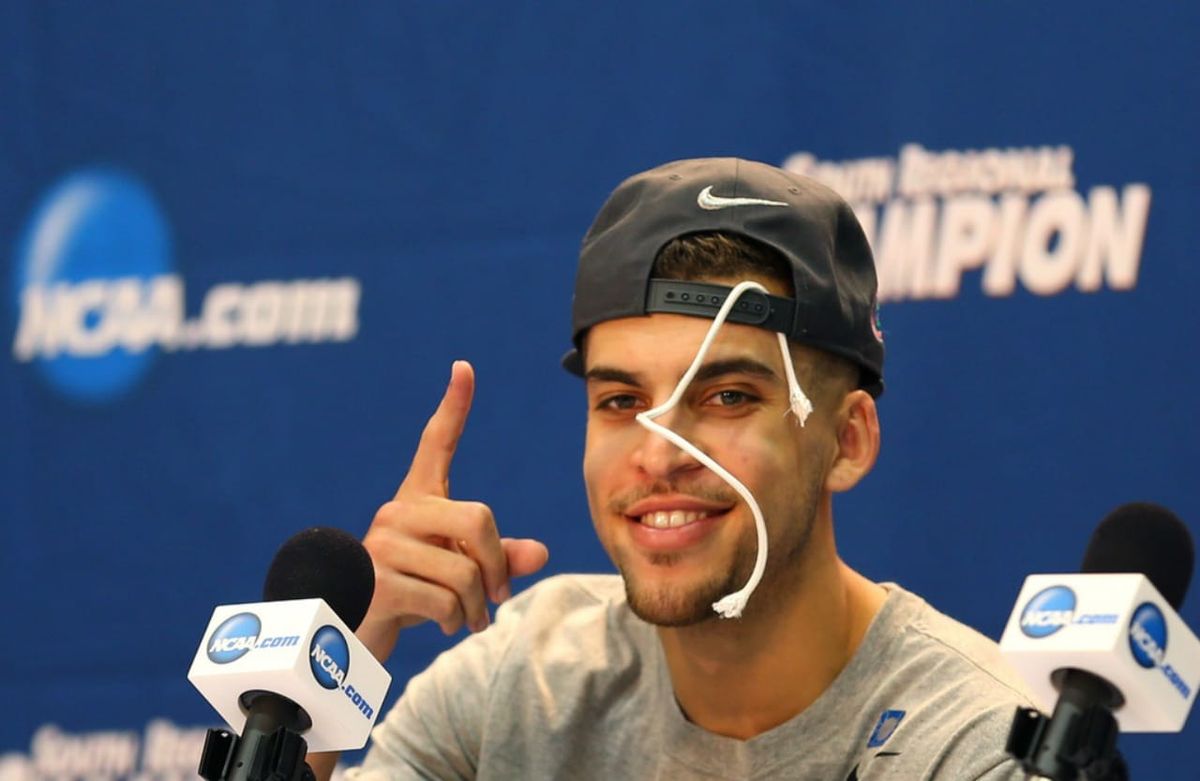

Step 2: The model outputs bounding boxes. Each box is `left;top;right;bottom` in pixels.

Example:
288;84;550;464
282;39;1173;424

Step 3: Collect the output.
562;157;885;397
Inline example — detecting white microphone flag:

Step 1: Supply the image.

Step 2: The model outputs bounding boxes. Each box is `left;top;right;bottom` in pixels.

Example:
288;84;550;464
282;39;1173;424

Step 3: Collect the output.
188;598;391;752
1000;573;1200;732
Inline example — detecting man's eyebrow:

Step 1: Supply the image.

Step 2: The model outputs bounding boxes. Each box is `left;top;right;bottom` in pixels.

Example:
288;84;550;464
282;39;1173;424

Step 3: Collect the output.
585;366;643;386
692;358;778;383
584;358;777;386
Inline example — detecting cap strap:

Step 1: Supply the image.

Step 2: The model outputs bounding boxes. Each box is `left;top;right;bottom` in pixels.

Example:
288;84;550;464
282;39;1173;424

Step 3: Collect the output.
645;279;794;334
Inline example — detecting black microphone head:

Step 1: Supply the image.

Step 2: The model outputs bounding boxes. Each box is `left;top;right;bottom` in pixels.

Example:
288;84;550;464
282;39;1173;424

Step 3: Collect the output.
1081;502;1194;610
262;527;375;631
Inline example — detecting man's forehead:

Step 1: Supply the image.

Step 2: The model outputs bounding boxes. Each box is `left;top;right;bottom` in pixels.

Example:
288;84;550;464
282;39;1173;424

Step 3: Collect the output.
583;314;788;383
586;309;783;354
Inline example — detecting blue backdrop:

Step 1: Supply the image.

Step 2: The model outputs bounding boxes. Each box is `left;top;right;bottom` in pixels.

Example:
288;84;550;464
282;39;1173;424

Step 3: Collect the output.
2;3;1198;778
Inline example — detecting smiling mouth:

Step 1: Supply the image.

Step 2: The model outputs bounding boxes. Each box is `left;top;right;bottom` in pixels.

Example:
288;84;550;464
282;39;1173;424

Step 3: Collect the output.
628;508;736;529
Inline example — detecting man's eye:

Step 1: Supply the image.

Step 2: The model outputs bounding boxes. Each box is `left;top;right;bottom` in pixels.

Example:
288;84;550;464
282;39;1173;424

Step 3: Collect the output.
707;390;756;407
597;394;640;411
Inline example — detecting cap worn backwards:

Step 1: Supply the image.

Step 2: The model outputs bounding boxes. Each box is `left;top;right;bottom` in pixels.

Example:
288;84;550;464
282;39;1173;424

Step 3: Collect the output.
562;157;885;397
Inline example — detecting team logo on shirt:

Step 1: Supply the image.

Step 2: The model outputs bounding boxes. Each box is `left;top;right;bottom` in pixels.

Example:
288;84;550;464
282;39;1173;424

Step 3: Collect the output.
847;713;906;781
867;709;906;748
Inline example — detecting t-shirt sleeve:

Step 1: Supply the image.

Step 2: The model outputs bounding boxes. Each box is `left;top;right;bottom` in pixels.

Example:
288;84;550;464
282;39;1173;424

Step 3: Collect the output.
969;759;1030;781
923;704;1028;781
852;702;1030;781
344;595;526;781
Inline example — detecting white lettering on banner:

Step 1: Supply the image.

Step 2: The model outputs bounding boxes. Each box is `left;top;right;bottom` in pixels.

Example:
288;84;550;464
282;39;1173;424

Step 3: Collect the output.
780;153;896;203
140;720;208;775
1;720;351;781
30;725;139;778
13;276;360;360
782;144;1151;301
13;276;184;359
895;143;1075;197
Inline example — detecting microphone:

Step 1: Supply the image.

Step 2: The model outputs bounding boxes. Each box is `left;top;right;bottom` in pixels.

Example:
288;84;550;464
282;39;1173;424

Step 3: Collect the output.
188;528;391;781
1081;503;1194;609
1000;503;1200;779
262;526;376;628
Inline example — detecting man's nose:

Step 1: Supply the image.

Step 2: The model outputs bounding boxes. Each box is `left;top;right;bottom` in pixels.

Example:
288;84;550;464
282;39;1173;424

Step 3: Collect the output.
630;410;704;480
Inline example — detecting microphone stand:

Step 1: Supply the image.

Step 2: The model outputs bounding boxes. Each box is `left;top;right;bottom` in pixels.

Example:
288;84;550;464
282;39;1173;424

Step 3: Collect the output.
1005;669;1129;780
198;692;316;781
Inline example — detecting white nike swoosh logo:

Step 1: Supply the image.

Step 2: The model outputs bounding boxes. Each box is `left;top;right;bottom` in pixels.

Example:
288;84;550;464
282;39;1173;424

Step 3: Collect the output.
696;186;789;211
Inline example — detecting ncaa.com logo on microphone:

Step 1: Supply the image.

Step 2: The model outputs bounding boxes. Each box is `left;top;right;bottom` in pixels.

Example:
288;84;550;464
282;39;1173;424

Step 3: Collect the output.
1019;585;1119;638
204;611;301;664
8;167;362;404
310;625;351;689
1019;585;1077;638
206;613;263;664
310;625;376;719
1129;601;1192;699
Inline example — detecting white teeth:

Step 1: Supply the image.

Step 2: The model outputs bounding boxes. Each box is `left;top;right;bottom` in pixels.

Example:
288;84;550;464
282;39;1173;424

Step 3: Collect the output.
639;510;709;528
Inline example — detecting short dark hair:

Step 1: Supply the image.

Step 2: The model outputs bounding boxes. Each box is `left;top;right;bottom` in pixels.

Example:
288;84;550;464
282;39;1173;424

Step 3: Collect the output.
652;231;859;407
652;232;793;294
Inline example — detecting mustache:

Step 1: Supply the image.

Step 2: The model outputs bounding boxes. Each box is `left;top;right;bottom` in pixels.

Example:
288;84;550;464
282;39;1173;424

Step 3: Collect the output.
608;480;740;516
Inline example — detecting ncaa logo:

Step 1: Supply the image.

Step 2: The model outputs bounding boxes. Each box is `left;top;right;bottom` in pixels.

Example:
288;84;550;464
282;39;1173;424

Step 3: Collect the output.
1129;602;1168;669
206;612;262;664
1020;585;1077;638
12;167;363;405
309;625;350;690
11;168;172;403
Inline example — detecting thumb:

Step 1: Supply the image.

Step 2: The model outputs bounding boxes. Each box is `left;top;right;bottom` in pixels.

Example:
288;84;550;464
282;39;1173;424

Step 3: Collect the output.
501;538;550;580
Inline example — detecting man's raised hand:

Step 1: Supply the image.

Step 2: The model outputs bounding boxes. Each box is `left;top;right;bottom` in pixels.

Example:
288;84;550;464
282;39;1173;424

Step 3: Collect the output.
358;360;549;662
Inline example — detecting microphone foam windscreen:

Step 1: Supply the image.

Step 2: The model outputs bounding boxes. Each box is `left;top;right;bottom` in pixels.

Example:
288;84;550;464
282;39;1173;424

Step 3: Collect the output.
262;527;376;631
1081;502;1195;610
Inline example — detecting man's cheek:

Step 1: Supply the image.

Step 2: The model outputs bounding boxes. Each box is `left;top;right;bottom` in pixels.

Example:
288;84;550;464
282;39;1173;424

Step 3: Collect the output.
585;422;642;461
582;429;624;494
703;427;771;478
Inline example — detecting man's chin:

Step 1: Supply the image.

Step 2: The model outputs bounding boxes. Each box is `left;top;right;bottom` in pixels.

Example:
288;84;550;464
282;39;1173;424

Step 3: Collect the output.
621;575;735;627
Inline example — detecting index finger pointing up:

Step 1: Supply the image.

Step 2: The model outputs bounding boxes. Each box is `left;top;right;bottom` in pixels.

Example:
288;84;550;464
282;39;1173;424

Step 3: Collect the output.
399;360;475;498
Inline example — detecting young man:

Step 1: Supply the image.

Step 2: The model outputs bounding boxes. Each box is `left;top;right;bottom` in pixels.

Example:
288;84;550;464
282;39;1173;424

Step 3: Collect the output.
327;159;1031;779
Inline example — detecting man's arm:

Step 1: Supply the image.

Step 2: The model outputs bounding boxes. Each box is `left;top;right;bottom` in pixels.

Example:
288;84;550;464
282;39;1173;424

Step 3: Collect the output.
307;361;548;781
307;752;339;781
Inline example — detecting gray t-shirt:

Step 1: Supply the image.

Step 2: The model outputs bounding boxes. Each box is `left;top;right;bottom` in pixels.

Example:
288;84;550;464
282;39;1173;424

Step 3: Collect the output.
348;574;1033;780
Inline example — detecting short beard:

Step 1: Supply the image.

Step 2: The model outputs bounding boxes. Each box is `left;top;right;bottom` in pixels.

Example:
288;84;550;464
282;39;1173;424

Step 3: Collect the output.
624;556;744;628
620;548;753;627
617;496;818;628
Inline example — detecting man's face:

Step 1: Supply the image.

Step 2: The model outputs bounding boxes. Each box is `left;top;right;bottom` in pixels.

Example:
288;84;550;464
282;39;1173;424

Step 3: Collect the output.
582;289;840;627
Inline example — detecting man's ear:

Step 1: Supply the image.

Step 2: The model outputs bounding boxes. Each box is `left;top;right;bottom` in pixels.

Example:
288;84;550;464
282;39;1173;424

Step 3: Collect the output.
825;390;880;493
